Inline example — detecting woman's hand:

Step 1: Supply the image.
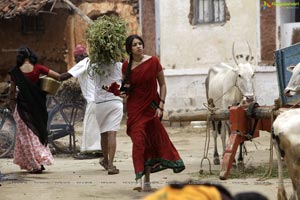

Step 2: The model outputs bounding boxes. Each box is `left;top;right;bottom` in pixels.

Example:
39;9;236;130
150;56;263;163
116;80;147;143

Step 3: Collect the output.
154;108;163;119
119;91;127;99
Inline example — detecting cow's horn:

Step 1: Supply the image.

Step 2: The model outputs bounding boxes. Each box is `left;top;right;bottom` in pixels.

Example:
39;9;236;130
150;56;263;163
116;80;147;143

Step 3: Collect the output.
247;41;253;64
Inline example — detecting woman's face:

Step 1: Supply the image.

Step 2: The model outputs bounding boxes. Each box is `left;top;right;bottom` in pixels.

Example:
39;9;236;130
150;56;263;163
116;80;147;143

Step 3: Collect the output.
131;38;144;56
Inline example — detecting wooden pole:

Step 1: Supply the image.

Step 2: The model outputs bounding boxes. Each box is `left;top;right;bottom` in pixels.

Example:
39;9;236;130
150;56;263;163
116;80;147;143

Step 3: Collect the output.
168;107;280;122
62;0;93;24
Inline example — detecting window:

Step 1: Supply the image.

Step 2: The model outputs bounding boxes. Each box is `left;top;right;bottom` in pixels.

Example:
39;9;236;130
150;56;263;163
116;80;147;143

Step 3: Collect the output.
21;15;45;34
191;0;225;25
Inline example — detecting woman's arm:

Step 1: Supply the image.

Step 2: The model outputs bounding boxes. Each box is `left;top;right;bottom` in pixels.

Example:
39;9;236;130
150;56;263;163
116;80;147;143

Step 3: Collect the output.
48;69;61;80
157;70;166;110
9;76;16;111
154;70;166;119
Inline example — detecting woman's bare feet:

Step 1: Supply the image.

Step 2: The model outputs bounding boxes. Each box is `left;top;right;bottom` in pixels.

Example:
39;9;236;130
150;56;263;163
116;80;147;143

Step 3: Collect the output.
133;178;142;192
143;182;152;192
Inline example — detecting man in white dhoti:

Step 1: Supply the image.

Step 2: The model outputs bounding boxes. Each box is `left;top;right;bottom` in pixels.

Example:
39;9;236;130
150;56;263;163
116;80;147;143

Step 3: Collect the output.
60;45;102;159
95;62;123;175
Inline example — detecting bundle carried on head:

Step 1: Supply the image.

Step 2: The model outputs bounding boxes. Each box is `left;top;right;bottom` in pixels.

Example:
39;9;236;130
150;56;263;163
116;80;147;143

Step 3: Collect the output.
86;15;127;77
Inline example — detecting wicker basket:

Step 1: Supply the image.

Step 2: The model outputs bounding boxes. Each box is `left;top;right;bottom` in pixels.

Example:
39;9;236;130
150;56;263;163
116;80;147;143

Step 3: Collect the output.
40;76;61;95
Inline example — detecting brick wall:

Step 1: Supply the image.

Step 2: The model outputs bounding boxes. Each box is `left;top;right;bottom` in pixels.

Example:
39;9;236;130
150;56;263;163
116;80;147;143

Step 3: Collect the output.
141;0;156;56
260;0;276;65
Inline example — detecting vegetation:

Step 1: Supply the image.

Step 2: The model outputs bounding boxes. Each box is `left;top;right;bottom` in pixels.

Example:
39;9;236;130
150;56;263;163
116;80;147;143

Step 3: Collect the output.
86;15;127;77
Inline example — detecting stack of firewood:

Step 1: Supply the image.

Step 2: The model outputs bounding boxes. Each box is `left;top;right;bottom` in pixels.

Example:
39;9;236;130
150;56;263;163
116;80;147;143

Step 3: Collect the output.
55;77;85;105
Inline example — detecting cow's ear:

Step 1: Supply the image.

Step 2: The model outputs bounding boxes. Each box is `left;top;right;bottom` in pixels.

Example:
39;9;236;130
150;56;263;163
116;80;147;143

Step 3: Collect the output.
220;62;237;71
287;65;295;72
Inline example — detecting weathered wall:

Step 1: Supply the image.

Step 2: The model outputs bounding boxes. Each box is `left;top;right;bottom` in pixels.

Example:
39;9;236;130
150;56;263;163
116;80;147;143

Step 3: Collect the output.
163;66;279;112
0;9;69;73
158;0;259;69
260;0;276;65
65;1;140;68
141;0;156;57
0;1;141;73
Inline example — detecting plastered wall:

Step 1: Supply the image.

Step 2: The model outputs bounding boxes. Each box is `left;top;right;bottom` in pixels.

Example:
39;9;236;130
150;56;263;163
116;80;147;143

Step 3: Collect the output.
158;0;259;70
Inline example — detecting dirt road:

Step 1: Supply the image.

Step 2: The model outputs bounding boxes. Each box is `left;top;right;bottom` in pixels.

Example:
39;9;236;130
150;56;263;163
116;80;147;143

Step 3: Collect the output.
0;123;293;200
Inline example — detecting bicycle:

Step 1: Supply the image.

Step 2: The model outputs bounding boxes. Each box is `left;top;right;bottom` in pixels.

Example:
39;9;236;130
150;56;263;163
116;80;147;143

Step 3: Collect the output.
47;95;85;154
0;94;85;158
0;94;16;158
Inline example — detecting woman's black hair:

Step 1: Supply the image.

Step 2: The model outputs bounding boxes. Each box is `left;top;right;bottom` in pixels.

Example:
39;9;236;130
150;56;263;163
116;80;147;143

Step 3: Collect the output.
16;45;38;68
123;34;144;85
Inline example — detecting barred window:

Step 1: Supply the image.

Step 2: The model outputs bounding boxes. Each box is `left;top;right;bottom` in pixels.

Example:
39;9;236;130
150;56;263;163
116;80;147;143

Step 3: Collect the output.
21;15;45;34
192;0;225;25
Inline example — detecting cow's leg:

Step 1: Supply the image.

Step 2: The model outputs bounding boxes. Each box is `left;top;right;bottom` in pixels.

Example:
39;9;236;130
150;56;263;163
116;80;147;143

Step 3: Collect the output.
286;143;300;200
273;137;287;200
213;121;221;165
284;153;299;200
237;142;244;169
220;121;227;155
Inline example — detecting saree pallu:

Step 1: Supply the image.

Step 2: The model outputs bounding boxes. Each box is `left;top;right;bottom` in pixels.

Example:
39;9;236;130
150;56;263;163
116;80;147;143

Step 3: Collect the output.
123;57;185;180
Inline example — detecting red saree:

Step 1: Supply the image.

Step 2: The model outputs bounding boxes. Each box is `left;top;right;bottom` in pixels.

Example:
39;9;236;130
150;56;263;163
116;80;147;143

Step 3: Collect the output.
122;56;185;180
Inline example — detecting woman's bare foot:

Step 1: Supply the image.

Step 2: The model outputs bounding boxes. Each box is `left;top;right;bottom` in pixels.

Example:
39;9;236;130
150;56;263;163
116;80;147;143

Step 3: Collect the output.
143;182;152;192
133;179;142;192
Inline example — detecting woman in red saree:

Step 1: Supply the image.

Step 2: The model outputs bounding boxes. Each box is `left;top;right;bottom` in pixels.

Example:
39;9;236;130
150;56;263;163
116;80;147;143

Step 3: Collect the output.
121;35;185;192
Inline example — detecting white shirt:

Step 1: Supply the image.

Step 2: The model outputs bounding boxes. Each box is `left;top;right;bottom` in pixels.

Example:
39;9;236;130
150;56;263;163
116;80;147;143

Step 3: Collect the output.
94;62;122;103
68;57;95;103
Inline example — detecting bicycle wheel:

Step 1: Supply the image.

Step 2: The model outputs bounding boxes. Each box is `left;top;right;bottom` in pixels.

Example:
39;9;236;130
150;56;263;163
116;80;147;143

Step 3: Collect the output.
47;103;84;154
0;109;16;158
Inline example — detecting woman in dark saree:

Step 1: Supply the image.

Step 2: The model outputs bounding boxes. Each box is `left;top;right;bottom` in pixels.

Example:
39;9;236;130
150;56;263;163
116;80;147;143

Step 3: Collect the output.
9;46;60;174
121;35;185;192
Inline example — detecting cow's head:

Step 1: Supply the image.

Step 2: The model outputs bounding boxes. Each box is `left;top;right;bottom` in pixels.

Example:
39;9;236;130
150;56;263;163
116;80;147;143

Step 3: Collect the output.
231;42;256;102
220;62;256;102
284;63;300;97
235;63;255;102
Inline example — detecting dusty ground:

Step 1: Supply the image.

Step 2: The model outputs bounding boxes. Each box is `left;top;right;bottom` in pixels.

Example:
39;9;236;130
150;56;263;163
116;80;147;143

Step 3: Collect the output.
0;122;293;200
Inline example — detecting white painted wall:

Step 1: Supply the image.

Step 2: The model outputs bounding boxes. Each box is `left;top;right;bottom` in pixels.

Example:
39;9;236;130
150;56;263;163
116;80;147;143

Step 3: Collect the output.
158;0;259;69
164;66;279;112
157;1;279;113
281;23;300;48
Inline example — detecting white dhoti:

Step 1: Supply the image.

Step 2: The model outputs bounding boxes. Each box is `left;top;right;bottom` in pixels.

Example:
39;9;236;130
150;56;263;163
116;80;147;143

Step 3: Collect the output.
95;100;123;133
81;102;101;152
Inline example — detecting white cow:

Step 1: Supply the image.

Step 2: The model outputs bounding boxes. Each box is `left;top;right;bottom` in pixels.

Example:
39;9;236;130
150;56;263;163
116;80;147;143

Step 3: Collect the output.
284;63;300;97
273;63;300;200
273;109;300;200
205;62;255;165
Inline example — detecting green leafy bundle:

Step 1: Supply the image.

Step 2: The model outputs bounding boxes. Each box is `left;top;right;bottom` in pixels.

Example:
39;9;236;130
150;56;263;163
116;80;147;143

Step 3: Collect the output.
86;15;127;76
